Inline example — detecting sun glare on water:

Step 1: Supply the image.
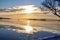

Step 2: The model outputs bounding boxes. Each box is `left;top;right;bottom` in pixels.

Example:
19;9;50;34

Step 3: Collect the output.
23;21;33;33
24;25;33;33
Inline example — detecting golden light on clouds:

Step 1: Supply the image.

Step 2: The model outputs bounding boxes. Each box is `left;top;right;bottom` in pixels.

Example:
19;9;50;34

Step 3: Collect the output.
0;5;43;15
23;5;35;14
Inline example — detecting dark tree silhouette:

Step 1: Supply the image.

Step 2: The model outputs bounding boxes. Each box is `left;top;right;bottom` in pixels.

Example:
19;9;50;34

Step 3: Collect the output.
56;0;60;2
42;0;60;17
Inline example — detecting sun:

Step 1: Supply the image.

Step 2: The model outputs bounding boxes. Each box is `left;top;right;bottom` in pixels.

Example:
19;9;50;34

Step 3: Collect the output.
23;5;34;14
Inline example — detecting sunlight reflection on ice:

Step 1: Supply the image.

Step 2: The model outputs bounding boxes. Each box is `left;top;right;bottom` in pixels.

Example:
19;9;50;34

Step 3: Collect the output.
23;20;33;33
2;20;60;34
10;20;34;34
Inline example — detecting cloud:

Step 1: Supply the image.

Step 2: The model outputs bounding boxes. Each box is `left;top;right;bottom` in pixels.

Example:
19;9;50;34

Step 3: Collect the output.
0;5;42;14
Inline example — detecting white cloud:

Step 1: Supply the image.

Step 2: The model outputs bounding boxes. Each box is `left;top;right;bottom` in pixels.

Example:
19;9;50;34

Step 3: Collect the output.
0;5;43;14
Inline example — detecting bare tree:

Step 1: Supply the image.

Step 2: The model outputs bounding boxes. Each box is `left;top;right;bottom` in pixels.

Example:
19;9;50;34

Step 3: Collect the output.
56;0;60;2
42;0;60;17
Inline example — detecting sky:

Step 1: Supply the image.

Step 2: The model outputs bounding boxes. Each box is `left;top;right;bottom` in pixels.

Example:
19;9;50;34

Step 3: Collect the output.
0;0;44;8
